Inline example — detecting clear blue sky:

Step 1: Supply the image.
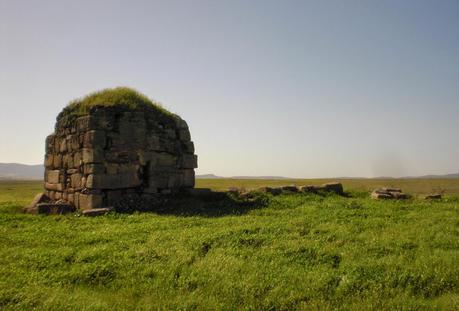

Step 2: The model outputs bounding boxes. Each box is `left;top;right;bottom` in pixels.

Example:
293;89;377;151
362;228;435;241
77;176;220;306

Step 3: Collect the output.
1;0;458;178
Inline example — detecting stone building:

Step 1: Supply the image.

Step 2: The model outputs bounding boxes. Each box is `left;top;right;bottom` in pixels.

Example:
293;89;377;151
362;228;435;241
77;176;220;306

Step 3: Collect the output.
43;87;197;210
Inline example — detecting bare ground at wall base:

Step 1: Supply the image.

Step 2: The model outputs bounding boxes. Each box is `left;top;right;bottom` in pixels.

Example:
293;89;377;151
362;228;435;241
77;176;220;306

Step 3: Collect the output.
0;179;458;310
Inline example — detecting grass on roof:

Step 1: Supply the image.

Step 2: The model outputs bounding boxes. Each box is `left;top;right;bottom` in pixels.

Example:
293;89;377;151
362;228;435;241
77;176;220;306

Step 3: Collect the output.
58;87;173;119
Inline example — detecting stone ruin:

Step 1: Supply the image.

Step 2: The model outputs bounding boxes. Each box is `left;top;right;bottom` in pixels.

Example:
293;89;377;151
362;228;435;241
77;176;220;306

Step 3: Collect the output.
27;88;197;214
371;188;408;199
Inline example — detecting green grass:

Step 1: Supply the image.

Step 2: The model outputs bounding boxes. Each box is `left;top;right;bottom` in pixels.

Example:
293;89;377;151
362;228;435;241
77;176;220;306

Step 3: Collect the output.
58;87;173;119
0;179;458;310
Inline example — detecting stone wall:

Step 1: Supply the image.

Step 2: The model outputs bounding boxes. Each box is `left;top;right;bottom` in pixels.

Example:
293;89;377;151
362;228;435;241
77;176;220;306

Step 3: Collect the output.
44;106;197;210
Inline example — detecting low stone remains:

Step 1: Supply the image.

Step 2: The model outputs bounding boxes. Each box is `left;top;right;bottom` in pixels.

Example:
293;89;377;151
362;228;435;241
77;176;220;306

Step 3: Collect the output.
259;182;344;196
371;188;408;200
82;207;112;217
424;194;442;200
27;87;197;213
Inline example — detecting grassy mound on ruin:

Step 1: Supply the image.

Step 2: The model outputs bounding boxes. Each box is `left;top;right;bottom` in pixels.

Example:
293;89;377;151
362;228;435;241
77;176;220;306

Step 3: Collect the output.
58;87;173;120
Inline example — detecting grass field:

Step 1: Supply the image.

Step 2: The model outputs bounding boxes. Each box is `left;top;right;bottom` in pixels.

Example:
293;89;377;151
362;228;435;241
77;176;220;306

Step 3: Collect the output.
0;179;458;310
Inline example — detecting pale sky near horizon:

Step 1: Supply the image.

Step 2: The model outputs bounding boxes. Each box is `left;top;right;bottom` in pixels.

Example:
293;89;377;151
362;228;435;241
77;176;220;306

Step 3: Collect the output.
1;0;458;178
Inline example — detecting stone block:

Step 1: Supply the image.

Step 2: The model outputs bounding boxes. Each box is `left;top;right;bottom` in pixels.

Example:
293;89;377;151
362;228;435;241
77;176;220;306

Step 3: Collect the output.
76;116;97;132
180;154;198;169
46;170;61;184
74;152;82;166
45;135;55;153
157;153;177;167
53;154;62;168
66;168;79;174
45;182;64;192
139;151;158;166
84;130;107;148
165;128;176;139
74;192;80;209
282;185;298;192
149;171;169;189
425;194;442;200
260;187;282;195
44;154;54;168
82;208;111;217
106;190;122;205
323;182;344;195
27;193;50;208
105;151;138;163
36;203;75;215
78;193;103;210
70;173;83;189
178;129;191;141
82;148;104;164
168;172;183;188
146;136;161;150
68;134;80;151
183;141;195;153
68;193;74;204
59;139;67;153
175;117;188;130
183;169;195;187
83;163;105;174
87;172;141;190
106;163;118;175
55;192;62;200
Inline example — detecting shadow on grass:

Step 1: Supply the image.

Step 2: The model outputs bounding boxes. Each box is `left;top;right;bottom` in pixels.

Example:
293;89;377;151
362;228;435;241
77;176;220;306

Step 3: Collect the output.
113;191;271;217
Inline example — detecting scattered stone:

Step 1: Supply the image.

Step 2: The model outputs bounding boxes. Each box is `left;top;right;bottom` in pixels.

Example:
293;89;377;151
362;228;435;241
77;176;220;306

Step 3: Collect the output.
281;185;298;192
425;194;442;200
299;185;316;192
371;188;409;200
82;207;112;217
26;193;50;208
323;182;344;195
259;182;345;196
259;187;283;195
25;203;76;215
227;187;240;194
371;192;393;200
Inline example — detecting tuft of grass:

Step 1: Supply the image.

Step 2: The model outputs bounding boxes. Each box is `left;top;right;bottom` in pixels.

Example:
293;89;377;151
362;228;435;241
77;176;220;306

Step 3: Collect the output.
58;87;174;119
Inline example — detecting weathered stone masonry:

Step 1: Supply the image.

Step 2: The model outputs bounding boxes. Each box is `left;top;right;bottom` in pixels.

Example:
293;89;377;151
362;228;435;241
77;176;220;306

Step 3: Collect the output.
44;106;197;210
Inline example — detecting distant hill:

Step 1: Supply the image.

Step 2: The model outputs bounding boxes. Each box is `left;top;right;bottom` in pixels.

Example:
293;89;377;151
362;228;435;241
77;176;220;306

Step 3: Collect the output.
197;173;459;180
1;164;458;181
196;174;224;179
196;174;291;180
405;173;459;179
0;163;43;180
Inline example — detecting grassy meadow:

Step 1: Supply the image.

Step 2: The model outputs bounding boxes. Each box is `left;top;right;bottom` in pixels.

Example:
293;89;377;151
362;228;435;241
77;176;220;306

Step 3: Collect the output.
0;179;458;310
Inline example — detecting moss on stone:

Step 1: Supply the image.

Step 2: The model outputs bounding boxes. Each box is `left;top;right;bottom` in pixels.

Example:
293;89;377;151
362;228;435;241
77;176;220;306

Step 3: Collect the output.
58;87;174;120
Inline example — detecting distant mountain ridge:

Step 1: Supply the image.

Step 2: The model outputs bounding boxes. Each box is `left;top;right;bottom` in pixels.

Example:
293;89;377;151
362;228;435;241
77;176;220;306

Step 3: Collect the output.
197;173;459;180
0;163;43;180
1;163;458;180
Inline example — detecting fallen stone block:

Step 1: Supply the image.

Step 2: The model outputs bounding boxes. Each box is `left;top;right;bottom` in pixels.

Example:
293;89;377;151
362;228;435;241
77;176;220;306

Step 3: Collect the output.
281;185;298;192
259;187;282;195
27;193;50;208
323;182;344;195
371;188;409;200
82;208;112;217
371;191;393;199
36;203;75;215
425;194;442;200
